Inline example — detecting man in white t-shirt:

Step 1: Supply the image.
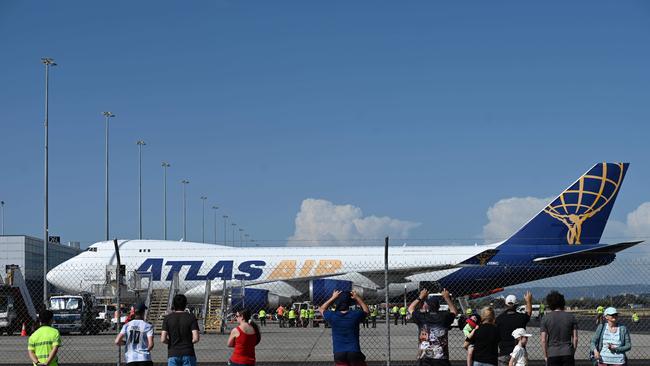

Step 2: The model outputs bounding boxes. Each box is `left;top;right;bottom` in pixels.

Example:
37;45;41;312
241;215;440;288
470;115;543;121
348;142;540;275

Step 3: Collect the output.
115;303;154;366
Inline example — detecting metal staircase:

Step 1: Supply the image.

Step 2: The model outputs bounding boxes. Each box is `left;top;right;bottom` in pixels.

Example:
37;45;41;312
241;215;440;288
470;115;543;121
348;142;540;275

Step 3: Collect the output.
146;288;170;331
203;296;224;333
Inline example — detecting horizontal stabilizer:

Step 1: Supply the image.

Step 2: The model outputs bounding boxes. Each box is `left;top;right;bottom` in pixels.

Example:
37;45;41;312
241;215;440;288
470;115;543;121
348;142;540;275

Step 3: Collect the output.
532;241;643;263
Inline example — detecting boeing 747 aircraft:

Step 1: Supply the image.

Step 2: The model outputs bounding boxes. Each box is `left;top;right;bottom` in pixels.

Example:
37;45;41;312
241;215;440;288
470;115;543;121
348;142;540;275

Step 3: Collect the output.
47;163;642;306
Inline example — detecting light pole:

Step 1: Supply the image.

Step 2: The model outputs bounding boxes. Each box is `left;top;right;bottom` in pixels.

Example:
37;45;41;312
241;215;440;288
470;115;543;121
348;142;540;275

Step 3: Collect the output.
137;140;146;239
222;215;228;245
42;57;56;306
238;228;244;247
102;111;115;242
181;180;190;240
244;233;250;246
1;200;4;235
212;206;219;244
200;196;207;243
161;162;170;240
231;223;237;247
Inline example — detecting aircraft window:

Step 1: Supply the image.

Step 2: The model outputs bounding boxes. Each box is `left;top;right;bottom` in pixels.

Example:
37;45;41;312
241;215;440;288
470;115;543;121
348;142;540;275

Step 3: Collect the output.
86;247;97;252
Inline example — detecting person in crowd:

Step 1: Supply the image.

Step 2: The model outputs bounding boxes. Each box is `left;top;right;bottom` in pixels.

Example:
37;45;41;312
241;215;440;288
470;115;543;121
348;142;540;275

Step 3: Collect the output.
161;294;200;366
115;303;154;366
463;313;480;366
28;310;61;366
496;292;533;366
309;306;316;327
408;288;458;366
631;312;639;324
362;309;369;328
596;305;605;325
228;309;261;366
319;290;369;366
258;308;266;327
540;291;577;366
591;307;631;366
508;328;531;366
288;307;296;328
392;305;399;325
276;305;285;328
400;305;408;325
539;303;545;319
370;306;378;328
467;306;500;366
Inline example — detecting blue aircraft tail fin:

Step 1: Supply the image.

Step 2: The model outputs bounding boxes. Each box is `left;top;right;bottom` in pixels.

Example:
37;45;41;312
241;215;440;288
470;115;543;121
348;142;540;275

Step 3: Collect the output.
499;162;628;248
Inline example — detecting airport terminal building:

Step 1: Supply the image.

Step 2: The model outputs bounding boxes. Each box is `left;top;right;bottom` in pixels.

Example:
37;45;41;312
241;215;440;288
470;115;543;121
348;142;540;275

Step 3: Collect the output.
0;235;82;304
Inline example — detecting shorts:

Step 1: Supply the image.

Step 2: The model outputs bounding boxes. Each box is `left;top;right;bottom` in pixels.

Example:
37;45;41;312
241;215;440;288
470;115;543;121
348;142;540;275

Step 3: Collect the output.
547;355;575;366
598;363;626;366
334;351;367;366
127;362;153;366
167;355;197;366
418;359;451;366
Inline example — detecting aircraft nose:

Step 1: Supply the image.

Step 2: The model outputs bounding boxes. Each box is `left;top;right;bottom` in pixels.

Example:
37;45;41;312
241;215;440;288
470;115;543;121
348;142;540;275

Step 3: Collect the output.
47;263;70;291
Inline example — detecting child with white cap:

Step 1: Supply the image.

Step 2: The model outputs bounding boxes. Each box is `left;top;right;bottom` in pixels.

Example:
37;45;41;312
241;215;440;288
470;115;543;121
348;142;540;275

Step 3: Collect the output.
509;328;531;366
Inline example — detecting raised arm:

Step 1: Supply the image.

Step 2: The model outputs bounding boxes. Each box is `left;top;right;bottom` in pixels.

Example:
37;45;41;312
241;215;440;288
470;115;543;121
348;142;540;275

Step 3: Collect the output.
524;291;533;317
409;289;428;315
319;290;342;315
351;290;369;313
441;289;457;315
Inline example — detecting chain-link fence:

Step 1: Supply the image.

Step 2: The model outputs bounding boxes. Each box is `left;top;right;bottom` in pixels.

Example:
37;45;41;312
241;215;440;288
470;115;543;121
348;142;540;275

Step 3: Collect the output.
2;256;649;365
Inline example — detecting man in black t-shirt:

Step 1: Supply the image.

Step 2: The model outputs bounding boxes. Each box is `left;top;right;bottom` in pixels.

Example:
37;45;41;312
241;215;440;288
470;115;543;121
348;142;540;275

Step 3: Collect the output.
408;288;458;366
160;294;200;366
495;291;532;366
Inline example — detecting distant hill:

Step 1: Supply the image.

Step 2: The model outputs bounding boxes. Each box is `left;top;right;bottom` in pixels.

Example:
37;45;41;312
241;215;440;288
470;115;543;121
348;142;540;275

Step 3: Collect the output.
504;284;650;300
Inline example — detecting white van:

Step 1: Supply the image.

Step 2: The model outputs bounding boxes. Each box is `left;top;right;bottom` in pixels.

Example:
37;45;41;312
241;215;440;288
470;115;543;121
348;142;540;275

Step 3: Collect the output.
517;304;541;318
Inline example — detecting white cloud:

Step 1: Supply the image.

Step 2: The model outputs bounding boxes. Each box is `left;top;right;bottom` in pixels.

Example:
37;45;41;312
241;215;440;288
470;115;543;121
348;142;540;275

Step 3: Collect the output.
625;202;650;239
482;197;650;252
482;196;552;242
288;198;420;245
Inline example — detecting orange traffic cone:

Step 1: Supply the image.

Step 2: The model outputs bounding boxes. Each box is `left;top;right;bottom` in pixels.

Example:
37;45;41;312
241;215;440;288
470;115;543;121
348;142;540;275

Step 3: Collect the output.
20;322;27;337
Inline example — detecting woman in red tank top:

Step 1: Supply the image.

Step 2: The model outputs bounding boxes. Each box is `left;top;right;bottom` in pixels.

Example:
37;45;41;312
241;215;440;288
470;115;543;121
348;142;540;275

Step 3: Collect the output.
228;309;261;366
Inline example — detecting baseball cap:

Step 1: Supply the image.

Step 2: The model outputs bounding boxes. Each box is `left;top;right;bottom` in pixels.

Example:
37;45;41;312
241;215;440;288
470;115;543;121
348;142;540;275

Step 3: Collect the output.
135;303;148;313
505;295;517;306
604;307;618;316
511;328;532;339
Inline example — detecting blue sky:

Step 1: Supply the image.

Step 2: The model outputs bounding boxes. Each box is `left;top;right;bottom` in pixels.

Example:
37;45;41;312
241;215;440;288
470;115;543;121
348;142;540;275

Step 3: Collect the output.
1;1;650;252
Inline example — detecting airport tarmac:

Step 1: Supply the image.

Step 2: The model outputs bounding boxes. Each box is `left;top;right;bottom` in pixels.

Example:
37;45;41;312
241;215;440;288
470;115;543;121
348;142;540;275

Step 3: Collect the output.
2;320;649;365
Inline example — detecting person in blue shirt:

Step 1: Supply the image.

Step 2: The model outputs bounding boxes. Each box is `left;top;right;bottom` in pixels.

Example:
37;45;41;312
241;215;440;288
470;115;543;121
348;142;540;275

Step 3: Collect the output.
319;290;369;366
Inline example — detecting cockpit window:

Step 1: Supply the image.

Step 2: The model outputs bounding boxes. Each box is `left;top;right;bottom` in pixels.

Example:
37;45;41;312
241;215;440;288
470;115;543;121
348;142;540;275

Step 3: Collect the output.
86;247;97;252
50;297;81;310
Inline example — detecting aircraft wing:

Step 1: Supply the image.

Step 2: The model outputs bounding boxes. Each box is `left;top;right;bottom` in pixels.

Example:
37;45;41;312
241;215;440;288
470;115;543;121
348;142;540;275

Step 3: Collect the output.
532;241;643;263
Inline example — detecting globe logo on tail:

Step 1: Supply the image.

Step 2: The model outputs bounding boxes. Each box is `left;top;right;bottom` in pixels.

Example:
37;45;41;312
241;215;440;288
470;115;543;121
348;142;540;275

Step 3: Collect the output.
543;162;625;245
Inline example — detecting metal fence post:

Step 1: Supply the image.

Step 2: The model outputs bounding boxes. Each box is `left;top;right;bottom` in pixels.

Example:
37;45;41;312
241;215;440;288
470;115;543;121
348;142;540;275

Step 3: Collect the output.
384;236;390;366
112;239;121;366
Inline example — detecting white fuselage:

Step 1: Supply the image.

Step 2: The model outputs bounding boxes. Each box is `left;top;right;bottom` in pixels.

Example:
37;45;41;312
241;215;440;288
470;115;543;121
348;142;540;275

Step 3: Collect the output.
47;239;496;301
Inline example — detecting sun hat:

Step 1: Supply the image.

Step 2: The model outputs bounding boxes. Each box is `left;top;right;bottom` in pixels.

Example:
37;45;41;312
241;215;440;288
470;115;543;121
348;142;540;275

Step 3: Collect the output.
512;328;532;339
